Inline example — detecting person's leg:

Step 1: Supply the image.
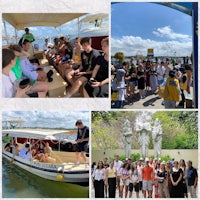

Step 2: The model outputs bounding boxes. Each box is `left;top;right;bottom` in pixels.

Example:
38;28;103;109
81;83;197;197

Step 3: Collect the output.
125;185;129;198
65;68;75;85
75;152;79;163
119;185;124;198
190;185;197;198
32;81;49;96
80;151;87;162
66;76;88;97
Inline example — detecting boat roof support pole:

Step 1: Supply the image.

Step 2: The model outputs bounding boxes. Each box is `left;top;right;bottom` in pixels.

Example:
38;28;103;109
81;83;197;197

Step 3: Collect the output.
14;29;18;44
3;19;9;44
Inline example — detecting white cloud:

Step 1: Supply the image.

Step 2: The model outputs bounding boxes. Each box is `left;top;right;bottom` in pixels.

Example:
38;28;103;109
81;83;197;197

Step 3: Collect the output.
2;111;90;129
152;26;191;40
111;35;192;57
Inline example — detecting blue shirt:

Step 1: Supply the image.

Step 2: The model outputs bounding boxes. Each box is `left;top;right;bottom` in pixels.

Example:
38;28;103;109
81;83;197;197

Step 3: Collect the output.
187;167;198;186
20;58;38;81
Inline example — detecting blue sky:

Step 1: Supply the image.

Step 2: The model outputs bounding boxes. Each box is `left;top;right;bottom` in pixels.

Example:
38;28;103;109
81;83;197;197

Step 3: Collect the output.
111;2;192;57
2;111;89;129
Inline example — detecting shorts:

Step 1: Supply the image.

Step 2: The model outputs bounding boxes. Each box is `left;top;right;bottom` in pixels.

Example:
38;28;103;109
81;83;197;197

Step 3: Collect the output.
129;81;137;86
139;181;143;190
76;143;87;152
142;180;153;191
158;79;164;85
129;182;140;192
120;178;129;186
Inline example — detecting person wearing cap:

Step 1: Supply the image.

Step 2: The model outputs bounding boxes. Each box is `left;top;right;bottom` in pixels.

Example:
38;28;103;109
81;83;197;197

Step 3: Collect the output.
142;158;154;198
22;28;35;43
187;160;198;198
163;70;180;108
75;120;89;164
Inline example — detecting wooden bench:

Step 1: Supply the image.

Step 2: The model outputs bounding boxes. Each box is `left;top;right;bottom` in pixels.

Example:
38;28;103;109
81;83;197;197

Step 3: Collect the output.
43;65;67;97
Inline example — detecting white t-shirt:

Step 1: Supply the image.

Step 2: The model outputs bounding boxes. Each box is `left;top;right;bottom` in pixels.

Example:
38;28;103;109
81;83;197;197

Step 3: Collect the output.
137;165;143;181
156;65;165;80
2;74;15;98
92;168;106;181
114;160;123;176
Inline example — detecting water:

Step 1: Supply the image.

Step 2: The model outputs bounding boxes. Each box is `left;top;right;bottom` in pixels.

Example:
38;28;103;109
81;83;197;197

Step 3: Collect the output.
2;158;89;198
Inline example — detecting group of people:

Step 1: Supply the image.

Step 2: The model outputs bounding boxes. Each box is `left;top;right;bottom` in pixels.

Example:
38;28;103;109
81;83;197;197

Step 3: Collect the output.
2;27;49;98
45;36;109;97
2;27;109;98
92;155;198;198
3;134;52;162
111;58;193;109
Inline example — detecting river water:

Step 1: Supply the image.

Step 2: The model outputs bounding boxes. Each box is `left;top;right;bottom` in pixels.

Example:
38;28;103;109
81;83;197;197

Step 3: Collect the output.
2;158;89;198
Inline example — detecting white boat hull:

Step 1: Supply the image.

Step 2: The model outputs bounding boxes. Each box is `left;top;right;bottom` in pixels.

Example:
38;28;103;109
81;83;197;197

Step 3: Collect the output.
3;151;89;183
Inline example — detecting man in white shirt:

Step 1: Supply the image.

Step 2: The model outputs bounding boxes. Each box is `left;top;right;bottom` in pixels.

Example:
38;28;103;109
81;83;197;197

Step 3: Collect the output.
114;154;123;191
156;62;166;85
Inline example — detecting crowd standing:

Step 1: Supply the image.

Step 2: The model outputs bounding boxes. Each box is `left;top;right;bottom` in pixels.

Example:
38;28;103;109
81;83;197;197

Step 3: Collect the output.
92;155;198;198
111;57;193;109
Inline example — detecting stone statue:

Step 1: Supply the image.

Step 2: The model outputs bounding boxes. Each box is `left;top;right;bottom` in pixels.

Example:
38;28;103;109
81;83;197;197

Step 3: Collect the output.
135;112;151;158
152;118;162;158
123;118;132;159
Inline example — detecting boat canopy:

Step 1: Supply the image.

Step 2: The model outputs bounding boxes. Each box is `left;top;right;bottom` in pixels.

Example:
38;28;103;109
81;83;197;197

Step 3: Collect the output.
79;13;108;24
2;128;74;140
2;13;86;30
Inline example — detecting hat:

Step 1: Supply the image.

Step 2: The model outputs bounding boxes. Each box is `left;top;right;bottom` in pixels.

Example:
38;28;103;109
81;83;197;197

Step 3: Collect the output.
139;157;143;161
145;157;149;162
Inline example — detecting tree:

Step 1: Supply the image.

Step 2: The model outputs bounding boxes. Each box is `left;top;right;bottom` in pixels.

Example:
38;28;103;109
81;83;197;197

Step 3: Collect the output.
114;52;125;64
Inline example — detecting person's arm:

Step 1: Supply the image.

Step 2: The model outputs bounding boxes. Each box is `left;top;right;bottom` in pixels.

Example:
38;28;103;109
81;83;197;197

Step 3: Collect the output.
174;170;183;186
20;59;38;80
194;169;198;188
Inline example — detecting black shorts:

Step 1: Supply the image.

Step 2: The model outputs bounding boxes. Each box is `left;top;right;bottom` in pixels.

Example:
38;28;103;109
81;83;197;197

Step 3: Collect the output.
129;183;140;192
139;181;142;190
76;143;87;152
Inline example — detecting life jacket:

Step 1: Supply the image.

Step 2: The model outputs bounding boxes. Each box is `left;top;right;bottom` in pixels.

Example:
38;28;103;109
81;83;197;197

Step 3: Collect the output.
180;73;187;90
164;77;180;102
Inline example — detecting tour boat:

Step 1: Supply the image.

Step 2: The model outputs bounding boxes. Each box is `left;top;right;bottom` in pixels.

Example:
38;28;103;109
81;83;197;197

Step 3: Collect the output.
2;128;89;183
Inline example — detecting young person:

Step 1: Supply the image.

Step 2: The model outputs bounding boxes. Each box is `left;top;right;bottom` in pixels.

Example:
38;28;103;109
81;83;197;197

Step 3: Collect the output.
2;49;31;97
75;120;89;164
85;37;109;97
65;37;100;97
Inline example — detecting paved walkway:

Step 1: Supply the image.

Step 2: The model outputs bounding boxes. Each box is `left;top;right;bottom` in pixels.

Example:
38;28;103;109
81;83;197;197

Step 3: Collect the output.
116;87;194;109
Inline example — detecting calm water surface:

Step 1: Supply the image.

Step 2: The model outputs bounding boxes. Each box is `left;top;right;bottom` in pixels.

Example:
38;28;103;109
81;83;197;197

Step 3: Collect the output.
2;158;89;198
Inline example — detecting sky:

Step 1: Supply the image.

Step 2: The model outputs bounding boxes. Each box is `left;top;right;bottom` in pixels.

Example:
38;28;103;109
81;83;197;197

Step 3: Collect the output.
111;2;193;57
2;111;89;129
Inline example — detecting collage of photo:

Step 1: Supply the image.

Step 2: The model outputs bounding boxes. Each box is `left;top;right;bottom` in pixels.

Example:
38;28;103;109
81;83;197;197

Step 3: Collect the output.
1;0;199;199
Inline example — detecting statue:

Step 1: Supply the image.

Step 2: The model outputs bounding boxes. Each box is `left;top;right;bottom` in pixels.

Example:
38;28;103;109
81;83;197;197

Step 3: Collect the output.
152;118;162;158
123;118;132;159
135;112;151;158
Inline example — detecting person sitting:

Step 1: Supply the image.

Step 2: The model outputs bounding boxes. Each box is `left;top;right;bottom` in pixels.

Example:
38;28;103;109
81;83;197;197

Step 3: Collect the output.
85;37;109;97
19;143;31;159
65;37;100;97
19;39;49;97
2;48;31;97
44;142;52;157
13;144;20;156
